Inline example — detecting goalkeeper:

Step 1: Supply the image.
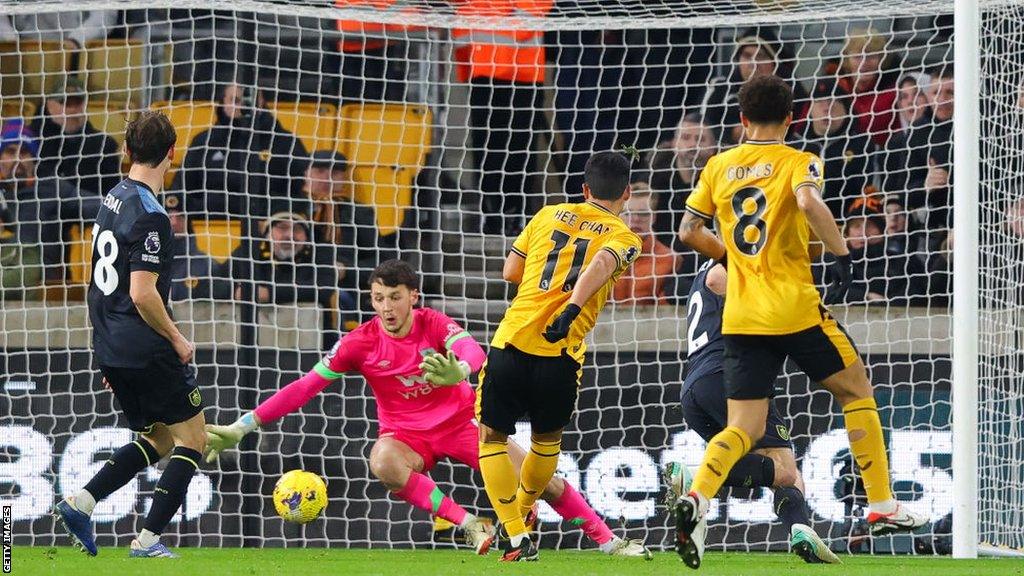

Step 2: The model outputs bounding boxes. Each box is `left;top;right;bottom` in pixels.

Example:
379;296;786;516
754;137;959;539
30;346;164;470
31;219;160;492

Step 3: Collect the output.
206;260;649;558
665;260;840;565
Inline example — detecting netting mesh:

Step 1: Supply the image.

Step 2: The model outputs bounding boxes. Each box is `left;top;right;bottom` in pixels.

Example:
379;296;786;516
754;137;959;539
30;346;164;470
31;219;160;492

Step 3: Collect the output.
0;0;1017;556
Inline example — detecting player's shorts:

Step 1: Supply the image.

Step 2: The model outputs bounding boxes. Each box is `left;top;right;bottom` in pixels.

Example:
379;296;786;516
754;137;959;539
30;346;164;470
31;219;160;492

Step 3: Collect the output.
476;344;582;435
723;310;860;400
379;416;481;472
100;354;203;433
681;370;792;450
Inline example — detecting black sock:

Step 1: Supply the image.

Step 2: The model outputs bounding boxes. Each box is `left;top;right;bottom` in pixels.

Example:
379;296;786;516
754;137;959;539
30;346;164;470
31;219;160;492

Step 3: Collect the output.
774;486;812;530
722;453;775;488
143;446;201;535
83;439;162;501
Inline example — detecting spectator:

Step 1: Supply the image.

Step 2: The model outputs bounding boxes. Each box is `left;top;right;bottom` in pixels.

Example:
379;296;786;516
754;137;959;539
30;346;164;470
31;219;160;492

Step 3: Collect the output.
797;78;876;219
650;113;715;250
882;66;953;232
843;203;929;305
700;28;809;146
32;76;121;197
883;198;925;258
164;193;233;302
613;184;678;305
0;119;100;280
243;212;338;312
301;150;387;309
894;72;931;132
831;29;899;146
0;11;117;48
173;83;308;222
454;0;553;236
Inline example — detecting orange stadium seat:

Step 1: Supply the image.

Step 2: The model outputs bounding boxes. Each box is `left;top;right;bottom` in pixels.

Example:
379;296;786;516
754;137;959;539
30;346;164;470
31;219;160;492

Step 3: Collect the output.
0;99;36;121
337;103;432;236
67;224;94;285
0;40;75;102
87;101;132;149
267;101;338;153
150;100;217;187
192;219;243;264
82;39;146;105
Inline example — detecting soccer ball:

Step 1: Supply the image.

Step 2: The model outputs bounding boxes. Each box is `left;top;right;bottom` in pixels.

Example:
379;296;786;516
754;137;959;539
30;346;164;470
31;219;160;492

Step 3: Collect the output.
273;469;328;523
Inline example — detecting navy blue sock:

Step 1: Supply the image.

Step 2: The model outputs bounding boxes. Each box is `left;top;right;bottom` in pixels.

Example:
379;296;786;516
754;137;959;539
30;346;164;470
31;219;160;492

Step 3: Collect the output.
774;486;812;530
84;439;162;501
722;453;775;488
143;446;201;535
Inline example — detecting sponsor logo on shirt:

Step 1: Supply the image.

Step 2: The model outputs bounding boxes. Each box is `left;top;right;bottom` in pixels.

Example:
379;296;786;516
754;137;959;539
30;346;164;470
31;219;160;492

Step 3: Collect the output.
141;254;159;264
376;360;391;369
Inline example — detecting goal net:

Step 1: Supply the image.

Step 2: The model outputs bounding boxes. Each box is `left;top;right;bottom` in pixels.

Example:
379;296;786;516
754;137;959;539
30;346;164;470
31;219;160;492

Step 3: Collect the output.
0;0;1019;556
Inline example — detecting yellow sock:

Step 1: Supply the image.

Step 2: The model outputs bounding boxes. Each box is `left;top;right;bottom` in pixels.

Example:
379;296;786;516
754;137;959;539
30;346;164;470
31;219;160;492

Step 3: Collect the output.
843;397;894;503
690;426;752;500
515;439;561;518
478;441;527;538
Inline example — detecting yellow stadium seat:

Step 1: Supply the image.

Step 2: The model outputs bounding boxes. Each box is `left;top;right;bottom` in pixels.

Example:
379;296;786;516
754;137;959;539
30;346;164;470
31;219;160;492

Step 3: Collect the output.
82;39;145;104
0;99;36;121
67;224;94;285
267;101;338;153
87;101;132;149
337;104;432;235
192;219;242;265
150;100;217;187
0;40;75;101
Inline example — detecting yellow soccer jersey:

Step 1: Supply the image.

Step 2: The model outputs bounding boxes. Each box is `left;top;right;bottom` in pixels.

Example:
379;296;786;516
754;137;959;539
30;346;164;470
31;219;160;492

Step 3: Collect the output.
492;202;641;362
685;141;825;335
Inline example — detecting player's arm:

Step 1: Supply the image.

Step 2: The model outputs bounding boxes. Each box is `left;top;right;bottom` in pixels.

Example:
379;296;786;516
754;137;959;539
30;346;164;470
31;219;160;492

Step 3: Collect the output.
795;183;853;303
127;214;193;364
205;342;350;462
542;248;620;343
678;211;727;263
705;263;727;296
419;313;485;386
503;250;526;285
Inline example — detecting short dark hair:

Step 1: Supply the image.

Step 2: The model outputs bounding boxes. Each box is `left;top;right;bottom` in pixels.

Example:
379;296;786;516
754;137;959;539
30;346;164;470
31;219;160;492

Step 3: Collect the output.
368;259;419;290
125;111;176;167
738;74;793;125
928;64;953;81
584;151;631;201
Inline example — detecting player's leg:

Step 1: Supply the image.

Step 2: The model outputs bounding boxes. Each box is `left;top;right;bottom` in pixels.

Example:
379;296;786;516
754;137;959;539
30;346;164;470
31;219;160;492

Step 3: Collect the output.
131;360;206;558
476;348;536;560
54;368;171;556
369;434;476;530
790;317;926;535
513;353;582;519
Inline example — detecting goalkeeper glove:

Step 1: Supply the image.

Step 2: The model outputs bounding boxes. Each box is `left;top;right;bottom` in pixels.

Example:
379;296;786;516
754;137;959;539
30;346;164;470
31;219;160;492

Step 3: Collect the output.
205;411;259;463
543;303;582;343
419;350;470;386
825;253;853;305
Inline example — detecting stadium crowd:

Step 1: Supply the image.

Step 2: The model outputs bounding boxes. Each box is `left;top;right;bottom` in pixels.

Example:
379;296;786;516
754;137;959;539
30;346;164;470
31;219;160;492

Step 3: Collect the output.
0;7;961;327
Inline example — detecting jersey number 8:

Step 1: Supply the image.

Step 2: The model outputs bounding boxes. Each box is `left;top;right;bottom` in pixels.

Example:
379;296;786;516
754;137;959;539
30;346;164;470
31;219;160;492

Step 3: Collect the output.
91;223;120;296
731;186;767;256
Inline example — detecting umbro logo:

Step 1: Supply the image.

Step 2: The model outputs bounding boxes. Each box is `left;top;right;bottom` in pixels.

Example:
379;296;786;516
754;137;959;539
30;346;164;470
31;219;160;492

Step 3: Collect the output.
376;360;391;369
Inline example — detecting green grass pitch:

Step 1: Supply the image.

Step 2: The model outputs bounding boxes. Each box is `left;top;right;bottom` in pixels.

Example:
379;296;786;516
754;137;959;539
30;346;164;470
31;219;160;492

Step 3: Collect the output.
11;548;1023;576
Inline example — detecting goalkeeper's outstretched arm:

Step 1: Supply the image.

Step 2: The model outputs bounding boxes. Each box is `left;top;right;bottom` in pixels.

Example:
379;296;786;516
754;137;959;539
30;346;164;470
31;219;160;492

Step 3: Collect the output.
205;361;341;462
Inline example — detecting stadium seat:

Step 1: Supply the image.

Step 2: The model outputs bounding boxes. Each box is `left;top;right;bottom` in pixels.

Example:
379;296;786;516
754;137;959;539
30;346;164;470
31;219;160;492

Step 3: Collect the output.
87;101;132;149
149;100;217;187
0;99;36;121
67;224;94;285
81;39;146;104
0;40;75;102
266;101;338;153
192;219;243;264
337;103;432;236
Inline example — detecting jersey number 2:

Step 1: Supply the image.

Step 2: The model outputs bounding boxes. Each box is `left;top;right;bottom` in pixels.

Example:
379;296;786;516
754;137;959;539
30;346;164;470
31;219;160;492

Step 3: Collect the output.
91;223;119;296
686;291;709;353
539;230;590;292
731;186;768;256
